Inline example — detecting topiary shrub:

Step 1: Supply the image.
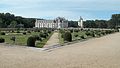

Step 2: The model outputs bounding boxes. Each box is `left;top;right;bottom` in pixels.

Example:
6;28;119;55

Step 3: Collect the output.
12;30;14;33
75;34;78;37
27;36;36;47
59;29;65;34
85;31;91;36
64;31;72;42
61;33;65;38
0;37;5;43
33;35;42;41
37;30;40;32
101;31;106;35
0;32;5;35
27;31;31;33
48;30;52;34
115;28;119;32
16;31;20;33
39;33;47;38
74;29;79;32
70;29;73;33
96;32;102;37
91;33;96;37
80;35;85;39
10;36;16;43
23;32;26;35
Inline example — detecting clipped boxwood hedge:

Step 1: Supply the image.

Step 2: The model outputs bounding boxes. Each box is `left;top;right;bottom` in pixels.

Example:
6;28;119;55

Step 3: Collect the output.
0;37;5;43
27;36;36;47
64;31;72;42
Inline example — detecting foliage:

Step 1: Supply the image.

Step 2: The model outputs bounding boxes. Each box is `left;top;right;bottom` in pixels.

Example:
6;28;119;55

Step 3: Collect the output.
33;35;42;41
23;32;26;35
10;36;16;43
80;35;85;39
27;36;36;47
0;32;5;35
27;31;31;33
64;31;72;42
68;21;78;27
0;13;35;28
16;30;20;33
0;37;5;43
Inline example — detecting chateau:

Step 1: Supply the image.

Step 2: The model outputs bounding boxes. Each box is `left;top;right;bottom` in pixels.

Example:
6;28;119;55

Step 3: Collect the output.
35;17;84;28
35;17;68;29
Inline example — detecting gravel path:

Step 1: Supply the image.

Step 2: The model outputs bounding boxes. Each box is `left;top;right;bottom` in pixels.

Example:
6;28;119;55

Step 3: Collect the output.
0;32;120;68
44;32;59;47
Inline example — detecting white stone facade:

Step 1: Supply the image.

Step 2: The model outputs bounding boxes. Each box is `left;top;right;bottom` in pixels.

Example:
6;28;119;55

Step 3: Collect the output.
78;16;83;28
35;17;68;29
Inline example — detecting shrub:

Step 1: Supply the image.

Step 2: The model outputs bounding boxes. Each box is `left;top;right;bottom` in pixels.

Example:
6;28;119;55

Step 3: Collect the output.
33;35;42;41
37;30;40;32
80;35;85;39
70;29;73;33
39;33;47;38
16;31;20;33
10;36;16;42
23;32;26;35
59;29;65;34
75;34;78;37
61;33;64;38
48;30;51;34
27;31;31;33
96;32;102;37
0;37;5;43
27;36;36;47
85;31;91;36
0;32;5;35
85;31;95;37
101;31;106;35
91;33;96;37
64;31;72;42
12;30;14;33
115;28;119;32
44;32;49;36
74;29;79;32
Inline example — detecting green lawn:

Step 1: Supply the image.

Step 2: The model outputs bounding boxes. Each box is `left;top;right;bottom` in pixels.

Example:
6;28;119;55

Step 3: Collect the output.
72;31;87;41
0;32;40;45
0;31;53;48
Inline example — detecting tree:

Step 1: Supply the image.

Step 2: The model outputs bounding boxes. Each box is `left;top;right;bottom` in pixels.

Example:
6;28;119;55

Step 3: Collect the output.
68;21;78;27
8;20;17;28
0;12;36;28
0;18;3;28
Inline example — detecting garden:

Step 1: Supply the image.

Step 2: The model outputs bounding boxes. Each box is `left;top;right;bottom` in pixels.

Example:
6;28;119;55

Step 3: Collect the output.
0;28;54;48
0;28;119;48
59;28;119;45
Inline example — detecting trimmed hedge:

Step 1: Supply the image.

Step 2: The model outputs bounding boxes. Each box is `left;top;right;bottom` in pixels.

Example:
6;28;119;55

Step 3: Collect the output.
0;32;5;35
64;31;72;42
27;36;36;47
23;32;26;35
80;35;85;39
0;37;5;43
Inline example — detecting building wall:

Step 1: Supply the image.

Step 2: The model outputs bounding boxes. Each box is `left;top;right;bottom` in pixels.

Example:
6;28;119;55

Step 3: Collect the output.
35;17;68;28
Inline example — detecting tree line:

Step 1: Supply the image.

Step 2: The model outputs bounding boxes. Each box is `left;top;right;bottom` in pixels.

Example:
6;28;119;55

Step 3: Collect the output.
0;13;35;28
0;13;120;28
69;14;120;29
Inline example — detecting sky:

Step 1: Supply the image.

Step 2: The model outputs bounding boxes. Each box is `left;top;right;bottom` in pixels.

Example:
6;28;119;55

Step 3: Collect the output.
0;0;120;20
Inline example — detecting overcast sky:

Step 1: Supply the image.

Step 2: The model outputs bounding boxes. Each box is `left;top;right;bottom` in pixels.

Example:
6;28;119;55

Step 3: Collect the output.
0;0;120;20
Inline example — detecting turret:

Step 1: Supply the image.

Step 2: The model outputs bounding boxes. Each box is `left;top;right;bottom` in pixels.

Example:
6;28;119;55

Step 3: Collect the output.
78;16;83;28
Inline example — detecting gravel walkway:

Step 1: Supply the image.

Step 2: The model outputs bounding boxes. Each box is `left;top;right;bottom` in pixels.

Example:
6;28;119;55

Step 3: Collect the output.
0;32;120;68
